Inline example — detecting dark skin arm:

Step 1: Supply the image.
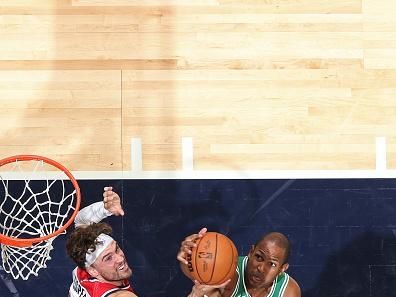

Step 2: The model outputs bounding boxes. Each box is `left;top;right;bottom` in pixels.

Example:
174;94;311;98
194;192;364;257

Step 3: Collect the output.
283;276;301;297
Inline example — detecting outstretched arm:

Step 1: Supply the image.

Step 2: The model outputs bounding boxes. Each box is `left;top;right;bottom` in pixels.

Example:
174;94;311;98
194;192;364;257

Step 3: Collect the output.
74;186;124;227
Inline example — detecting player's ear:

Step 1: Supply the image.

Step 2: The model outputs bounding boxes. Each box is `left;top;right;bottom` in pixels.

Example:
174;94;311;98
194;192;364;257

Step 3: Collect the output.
86;265;99;278
247;245;255;258
280;262;289;273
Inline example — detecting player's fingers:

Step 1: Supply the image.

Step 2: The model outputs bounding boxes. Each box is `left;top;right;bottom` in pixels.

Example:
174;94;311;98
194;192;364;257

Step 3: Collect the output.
104;192;120;203
103;186;112;193
176;254;187;264
113;206;124;216
113;195;121;203
104;195;113;203
180;243;193;256
105;201;114;207
184;233;201;243
104;197;116;206
104;199;124;213
103;191;113;199
109;194;121;205
176;252;189;264
191;284;212;297
182;239;197;249
198;227;207;236
182;245;193;255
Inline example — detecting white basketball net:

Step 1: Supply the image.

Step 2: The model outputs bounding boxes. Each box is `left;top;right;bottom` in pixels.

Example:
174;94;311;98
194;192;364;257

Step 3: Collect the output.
1;239;55;281
0;158;78;280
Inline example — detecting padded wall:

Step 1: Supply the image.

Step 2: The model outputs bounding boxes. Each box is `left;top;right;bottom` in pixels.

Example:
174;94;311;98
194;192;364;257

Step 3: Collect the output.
1;179;395;297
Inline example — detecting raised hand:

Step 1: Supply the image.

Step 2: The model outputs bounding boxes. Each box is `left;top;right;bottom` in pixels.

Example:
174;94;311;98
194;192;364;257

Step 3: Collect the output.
177;228;207;265
103;186;125;216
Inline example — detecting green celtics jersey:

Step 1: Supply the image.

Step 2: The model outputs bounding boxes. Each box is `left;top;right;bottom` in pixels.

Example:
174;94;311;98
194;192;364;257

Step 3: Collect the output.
230;256;290;297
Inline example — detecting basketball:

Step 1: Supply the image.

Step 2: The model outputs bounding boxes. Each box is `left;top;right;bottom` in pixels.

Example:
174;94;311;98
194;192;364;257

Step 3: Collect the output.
186;232;238;285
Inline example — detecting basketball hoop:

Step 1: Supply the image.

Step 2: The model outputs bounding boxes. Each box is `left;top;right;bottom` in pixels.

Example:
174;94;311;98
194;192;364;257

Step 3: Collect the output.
0;155;81;280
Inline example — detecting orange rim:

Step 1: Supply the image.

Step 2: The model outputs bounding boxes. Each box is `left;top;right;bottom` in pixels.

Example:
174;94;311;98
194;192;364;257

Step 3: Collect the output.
0;155;81;247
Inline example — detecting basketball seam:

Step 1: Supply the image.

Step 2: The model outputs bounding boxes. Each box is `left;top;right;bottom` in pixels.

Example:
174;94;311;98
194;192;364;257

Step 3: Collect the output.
217;239;236;284
208;233;218;284
195;237;205;283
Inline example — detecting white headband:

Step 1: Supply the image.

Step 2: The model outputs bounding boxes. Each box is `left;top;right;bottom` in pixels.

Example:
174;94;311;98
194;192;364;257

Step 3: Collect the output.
85;233;114;267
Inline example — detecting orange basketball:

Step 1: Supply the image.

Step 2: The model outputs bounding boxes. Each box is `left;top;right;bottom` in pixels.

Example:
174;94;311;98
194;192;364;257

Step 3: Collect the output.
186;232;238;285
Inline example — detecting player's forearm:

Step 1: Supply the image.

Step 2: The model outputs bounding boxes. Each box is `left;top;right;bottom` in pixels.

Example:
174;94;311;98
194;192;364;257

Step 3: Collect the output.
74;202;112;227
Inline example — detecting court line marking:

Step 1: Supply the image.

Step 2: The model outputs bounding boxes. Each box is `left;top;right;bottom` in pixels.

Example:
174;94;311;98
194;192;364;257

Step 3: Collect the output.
182;137;194;171
2;137;394;180
376;136;386;172
3;169;396;180
131;137;142;172
70;169;396;180
73;136;394;179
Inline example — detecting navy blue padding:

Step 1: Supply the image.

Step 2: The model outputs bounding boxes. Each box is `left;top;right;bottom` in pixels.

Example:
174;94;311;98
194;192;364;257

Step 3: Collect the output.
1;179;395;297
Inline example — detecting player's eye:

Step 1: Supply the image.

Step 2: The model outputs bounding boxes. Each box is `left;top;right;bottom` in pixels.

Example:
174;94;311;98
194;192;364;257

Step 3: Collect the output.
255;254;263;261
104;255;113;262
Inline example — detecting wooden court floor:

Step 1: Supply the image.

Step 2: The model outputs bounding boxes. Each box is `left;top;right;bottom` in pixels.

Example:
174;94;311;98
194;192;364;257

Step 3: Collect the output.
1;0;396;172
